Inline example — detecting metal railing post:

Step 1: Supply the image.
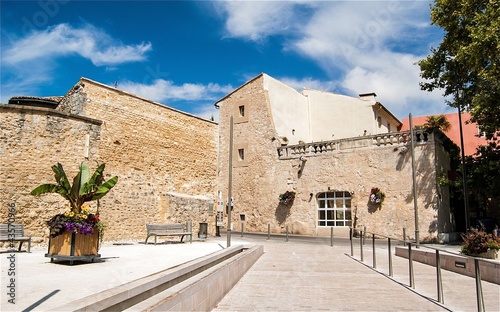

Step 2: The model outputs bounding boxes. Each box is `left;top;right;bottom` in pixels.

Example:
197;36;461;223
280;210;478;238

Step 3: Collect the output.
474;259;484;312
409;243;415;288
330;227;334;247
372;233;377;269
436;250;443;304
403;227;406;247
267;223;270;240
187;221;193;244
363;226;367;245
388;238;393;277
350;227;354;256
360;230;364;262
285;226;289;242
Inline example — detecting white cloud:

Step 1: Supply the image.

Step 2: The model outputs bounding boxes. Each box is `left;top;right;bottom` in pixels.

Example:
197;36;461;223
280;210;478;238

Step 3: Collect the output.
192;103;220;122
216;1;447;119
118;79;233;103
213;1;303;41
2;23;151;66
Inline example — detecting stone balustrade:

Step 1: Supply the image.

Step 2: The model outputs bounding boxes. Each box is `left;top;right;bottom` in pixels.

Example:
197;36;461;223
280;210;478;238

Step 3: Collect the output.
277;130;433;159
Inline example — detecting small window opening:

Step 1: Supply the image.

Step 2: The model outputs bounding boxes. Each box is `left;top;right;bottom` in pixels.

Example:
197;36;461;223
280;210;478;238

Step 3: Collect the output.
239;105;245;117
238;148;245;161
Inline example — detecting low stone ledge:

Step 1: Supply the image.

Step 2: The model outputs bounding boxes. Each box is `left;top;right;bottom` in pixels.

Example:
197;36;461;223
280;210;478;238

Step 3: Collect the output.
395;246;499;285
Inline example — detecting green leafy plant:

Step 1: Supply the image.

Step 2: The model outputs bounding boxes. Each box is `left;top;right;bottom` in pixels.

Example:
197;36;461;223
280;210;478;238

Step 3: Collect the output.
460;227;500;255
31;162;118;238
370;187;385;204
279;191;296;205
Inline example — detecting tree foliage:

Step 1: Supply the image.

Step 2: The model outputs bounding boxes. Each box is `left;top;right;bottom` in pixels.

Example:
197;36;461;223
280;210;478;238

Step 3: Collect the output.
31;162;118;213
424;115;452;132
418;0;500;135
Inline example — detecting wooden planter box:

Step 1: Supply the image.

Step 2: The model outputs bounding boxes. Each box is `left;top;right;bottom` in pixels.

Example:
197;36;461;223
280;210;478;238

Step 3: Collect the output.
46;229;100;264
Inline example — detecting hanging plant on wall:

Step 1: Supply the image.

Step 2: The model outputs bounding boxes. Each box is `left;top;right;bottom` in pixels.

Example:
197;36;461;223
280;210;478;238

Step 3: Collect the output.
369;187;385;204
279;191;296;205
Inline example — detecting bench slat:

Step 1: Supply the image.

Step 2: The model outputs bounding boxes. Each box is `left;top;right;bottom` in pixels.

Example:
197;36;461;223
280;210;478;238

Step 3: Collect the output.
0;224;31;252
145;223;192;245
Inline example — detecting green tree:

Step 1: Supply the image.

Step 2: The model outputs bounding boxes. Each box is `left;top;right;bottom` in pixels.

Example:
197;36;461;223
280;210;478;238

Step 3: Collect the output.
424;115;452;132
418;0;500;135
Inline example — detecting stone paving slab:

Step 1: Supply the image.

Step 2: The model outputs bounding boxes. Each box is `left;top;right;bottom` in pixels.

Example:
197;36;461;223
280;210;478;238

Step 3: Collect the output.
1;234;499;312
214;236;500;312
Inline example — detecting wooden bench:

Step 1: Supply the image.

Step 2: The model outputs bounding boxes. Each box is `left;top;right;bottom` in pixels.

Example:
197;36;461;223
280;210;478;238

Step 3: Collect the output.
145;223;192;245
0;224;31;252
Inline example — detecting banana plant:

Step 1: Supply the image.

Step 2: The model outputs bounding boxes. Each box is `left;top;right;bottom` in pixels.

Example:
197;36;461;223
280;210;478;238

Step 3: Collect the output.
31;162;118;213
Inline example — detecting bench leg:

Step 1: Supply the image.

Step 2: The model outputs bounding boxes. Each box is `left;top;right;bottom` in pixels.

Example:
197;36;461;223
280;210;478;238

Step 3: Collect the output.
145;235;150;245
28;239;31;253
180;235;184;243
154;235;157;245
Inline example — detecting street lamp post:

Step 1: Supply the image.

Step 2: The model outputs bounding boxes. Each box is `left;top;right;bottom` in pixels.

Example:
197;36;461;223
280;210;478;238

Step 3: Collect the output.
457;90;470;231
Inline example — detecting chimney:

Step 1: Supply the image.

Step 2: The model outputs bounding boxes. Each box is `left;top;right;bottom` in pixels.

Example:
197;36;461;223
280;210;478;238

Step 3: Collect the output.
359;92;377;101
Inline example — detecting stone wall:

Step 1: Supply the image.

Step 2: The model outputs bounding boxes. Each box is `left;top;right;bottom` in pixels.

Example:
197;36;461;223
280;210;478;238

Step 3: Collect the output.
1;78;218;243
0;105;102;243
216;76;449;241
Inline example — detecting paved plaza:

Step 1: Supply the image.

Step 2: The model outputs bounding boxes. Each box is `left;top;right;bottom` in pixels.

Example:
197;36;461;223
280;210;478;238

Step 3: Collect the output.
1;234;499;311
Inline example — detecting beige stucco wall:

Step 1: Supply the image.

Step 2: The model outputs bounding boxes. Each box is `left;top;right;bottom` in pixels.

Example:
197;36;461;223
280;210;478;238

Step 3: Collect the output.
1;78;218;243
262;74;311;145
217;76;449;241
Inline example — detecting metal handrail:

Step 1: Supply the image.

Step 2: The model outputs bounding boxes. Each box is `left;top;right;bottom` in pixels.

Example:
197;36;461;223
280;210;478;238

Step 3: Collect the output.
348;226;489;312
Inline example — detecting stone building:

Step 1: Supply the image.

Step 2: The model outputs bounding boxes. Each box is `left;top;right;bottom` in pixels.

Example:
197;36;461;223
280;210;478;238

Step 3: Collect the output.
1;73;456;244
1;78;217;243
215;73;455;241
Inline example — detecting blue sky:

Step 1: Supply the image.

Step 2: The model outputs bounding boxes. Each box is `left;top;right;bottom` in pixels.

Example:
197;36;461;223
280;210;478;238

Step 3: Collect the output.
1;0;453;121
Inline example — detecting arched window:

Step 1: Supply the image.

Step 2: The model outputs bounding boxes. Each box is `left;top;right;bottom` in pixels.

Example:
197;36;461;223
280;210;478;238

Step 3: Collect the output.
317;191;352;227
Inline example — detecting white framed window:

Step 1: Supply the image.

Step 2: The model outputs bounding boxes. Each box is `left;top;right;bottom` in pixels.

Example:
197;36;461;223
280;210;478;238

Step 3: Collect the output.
317;191;352;227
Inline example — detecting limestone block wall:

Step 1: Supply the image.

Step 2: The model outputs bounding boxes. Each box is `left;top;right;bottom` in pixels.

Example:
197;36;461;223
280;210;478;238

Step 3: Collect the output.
56;79;218;241
0;105;102;243
217;76;447;241
1;77;218;243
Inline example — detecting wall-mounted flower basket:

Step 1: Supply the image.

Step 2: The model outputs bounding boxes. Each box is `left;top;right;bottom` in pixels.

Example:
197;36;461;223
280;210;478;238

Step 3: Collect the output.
279;191;296;205
369;187;385;204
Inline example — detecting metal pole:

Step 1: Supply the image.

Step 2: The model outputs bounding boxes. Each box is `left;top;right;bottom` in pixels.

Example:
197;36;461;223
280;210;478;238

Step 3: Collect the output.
330;227;334;247
372;234;377;269
350;227;354;256
187;221;192;244
409;114;420;247
360;230;364;262
267;223;270;240
403;227;407;247
285;226;289;242
388;238;393;277
474;259;484;312
436;250;443;304
409;243;415;288
363;226;366;245
457;96;470;231
227;116;233;248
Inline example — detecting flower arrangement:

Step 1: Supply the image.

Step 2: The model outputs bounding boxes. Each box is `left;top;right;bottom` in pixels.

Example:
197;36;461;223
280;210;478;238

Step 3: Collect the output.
279;191;296;205
31;162;117;239
460;227;500;256
369;187;385;204
46;204;103;237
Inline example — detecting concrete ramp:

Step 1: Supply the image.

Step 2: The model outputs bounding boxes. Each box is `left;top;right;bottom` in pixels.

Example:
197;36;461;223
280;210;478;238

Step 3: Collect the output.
50;244;263;311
